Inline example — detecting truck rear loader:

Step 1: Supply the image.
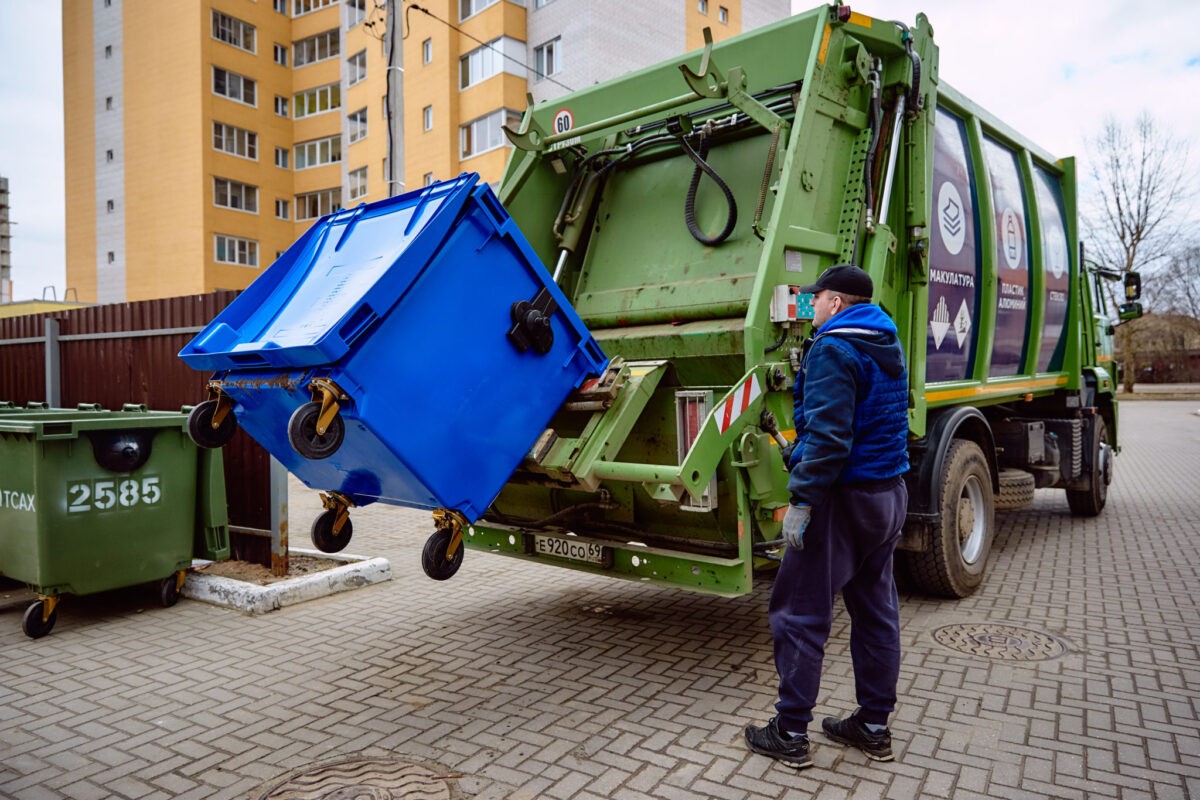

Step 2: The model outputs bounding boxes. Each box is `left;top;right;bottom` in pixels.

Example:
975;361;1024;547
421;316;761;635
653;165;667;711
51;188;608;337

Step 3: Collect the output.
186;3;1134;599
464;2;1128;598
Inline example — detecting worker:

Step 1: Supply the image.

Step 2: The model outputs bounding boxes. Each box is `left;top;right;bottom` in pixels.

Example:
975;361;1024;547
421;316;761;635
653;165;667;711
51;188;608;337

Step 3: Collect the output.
744;264;909;768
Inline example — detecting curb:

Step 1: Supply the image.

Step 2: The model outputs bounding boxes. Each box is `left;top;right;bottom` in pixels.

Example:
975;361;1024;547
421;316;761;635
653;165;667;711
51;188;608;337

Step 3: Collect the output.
183;548;391;615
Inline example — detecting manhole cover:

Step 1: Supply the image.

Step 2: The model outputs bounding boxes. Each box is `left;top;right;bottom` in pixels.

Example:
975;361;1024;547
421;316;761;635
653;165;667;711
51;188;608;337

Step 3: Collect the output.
254;757;454;800
932;623;1067;661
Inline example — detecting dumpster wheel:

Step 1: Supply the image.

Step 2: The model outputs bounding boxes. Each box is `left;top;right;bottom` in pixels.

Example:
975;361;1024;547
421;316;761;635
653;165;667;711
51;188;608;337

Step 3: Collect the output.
159;570;186;608
22;596;59;639
187;398;238;449
311;509;354;553
288;401;347;460
422;510;467;581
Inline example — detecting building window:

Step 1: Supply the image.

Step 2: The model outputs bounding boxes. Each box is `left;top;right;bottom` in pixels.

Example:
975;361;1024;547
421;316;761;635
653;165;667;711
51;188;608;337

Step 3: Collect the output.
214;234;259;267
534;0;554;6
274;147;289;168
423;172;435;186
105;149;114;162
293;0;335;16
212;122;258;160
213;67;256;106
274;95;289;117
534;37;560;81
348;107;368;143
274;0;288;14
422;38;432;64
347;0;366;26
213;177;259;213
293;83;340;118
460;0;499;20
294;134;342;169
461;108;520;159
460;37;523;89
107;251;115;264
212;10;256;52
106;199;114;212
349;167;368;201
422;105;433;131
295;187;342;220
273;43;288;65
348;50;367;85
698;0;707;13
275;199;290;219
293;29;339;66
104;45;112;58
718;5;728;23
105;96;113;110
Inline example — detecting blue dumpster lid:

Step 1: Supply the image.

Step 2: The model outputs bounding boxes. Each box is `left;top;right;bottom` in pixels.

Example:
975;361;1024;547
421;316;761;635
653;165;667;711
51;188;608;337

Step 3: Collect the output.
180;174;484;371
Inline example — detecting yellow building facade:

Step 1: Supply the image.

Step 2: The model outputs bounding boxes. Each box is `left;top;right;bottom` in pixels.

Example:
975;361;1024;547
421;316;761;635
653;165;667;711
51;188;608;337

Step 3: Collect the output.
64;0;780;303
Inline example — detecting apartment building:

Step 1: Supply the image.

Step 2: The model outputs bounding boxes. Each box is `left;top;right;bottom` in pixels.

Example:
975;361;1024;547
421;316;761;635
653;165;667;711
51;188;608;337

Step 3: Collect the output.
64;0;789;303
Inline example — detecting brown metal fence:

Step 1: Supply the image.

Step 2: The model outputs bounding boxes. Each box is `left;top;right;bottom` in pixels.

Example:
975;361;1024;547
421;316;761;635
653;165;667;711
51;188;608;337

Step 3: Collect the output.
0;291;272;541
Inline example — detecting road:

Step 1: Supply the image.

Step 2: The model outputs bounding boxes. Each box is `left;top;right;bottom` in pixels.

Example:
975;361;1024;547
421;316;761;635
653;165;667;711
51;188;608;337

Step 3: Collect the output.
1;401;1198;799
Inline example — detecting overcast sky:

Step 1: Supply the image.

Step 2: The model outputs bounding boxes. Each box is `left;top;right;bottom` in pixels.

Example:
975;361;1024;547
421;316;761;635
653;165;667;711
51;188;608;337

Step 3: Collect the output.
0;2;1196;301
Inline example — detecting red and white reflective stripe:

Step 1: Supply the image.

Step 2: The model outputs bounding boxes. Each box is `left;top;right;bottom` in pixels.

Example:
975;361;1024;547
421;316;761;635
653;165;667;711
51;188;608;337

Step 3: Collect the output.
714;375;762;434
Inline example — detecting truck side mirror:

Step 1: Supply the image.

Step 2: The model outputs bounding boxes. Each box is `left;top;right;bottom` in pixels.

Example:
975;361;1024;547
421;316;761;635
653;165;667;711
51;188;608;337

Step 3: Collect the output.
1124;271;1142;301
1118;302;1143;321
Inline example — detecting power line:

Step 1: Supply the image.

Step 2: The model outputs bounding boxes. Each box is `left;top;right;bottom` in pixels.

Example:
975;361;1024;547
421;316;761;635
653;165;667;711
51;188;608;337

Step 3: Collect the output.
403;1;575;94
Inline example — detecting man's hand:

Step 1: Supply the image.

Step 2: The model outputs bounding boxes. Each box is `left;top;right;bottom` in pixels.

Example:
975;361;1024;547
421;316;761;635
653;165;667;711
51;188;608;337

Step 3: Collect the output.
779;441;796;467
782;503;811;549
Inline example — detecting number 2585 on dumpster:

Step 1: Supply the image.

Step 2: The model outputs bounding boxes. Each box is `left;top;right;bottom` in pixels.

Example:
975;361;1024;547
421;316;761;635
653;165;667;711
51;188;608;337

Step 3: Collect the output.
66;477;162;513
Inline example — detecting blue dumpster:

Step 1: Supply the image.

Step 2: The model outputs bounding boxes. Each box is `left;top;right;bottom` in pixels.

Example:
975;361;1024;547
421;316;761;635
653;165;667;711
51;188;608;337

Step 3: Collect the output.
180;174;607;526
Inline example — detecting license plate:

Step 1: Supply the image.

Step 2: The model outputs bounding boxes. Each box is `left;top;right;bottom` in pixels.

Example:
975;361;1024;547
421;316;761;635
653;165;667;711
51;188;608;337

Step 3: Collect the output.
533;535;609;566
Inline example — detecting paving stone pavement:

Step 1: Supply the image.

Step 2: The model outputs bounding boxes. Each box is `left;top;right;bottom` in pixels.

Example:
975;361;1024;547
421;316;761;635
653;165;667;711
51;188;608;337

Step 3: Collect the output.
1;401;1199;799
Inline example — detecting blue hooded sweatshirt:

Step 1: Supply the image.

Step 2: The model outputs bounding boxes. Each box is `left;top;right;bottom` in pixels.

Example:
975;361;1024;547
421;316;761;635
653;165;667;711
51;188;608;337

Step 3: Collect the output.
787;302;909;506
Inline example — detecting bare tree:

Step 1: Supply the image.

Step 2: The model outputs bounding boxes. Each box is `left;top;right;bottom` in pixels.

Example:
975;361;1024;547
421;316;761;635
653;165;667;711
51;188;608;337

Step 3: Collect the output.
1146;244;1200;319
1084;113;1193;391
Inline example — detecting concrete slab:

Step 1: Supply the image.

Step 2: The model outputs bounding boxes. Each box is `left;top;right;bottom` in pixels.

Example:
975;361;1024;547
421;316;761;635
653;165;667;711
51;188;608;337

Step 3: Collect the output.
183;548;391;615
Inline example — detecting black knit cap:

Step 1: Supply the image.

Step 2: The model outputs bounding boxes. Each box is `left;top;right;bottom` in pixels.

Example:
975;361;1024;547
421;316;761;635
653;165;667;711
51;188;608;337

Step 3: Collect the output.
796;264;873;297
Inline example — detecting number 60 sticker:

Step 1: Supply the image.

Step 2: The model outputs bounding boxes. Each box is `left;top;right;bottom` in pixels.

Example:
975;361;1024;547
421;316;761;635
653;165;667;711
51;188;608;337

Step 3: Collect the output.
67;476;162;513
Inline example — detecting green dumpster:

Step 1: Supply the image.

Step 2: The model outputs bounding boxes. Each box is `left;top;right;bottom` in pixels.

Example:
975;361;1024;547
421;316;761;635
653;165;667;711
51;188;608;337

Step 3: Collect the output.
0;404;230;638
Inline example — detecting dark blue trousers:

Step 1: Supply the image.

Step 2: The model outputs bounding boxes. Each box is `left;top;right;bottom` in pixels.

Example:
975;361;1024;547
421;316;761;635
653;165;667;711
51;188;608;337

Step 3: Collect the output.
769;477;907;732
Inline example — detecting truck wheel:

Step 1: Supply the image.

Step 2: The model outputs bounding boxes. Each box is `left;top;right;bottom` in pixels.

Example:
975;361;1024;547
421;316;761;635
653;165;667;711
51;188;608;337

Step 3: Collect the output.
996;469;1035;509
909;439;995;598
1066;417;1110;517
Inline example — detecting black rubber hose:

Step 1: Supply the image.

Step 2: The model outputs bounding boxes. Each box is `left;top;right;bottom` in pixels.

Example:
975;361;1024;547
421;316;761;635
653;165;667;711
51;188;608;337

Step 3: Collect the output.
906;47;922;116
680;131;738;246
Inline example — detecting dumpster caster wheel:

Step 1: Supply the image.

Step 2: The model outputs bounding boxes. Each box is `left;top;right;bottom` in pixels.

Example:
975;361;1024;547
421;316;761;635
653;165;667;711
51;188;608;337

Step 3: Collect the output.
159;572;184;608
312;509;353;553
188;399;238;449
422;528;464;581
22;600;58;639
288;401;345;460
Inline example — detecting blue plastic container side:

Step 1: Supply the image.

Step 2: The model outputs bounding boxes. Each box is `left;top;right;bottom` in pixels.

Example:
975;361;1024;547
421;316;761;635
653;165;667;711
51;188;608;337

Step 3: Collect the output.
182;175;608;523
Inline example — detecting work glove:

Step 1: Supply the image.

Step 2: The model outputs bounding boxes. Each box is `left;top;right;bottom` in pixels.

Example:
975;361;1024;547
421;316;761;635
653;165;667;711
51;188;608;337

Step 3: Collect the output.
781;503;811;550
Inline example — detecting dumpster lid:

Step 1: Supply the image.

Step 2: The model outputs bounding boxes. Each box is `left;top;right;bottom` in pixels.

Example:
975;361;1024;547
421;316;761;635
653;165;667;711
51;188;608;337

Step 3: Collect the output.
180;174;484;370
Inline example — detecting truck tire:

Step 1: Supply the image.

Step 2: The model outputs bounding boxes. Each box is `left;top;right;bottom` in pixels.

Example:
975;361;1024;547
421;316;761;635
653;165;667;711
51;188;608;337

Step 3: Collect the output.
995;469;1035;509
908;439;994;598
1066;417;1110;517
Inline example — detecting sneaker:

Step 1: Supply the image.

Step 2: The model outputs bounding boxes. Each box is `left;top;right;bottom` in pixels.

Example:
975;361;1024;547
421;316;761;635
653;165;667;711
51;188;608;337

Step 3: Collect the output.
821;709;893;761
744;716;813;769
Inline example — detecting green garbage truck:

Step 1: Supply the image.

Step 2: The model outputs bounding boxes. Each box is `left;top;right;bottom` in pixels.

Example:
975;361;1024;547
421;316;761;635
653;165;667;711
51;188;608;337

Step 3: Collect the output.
335;4;1138;598
452;3;1145;599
